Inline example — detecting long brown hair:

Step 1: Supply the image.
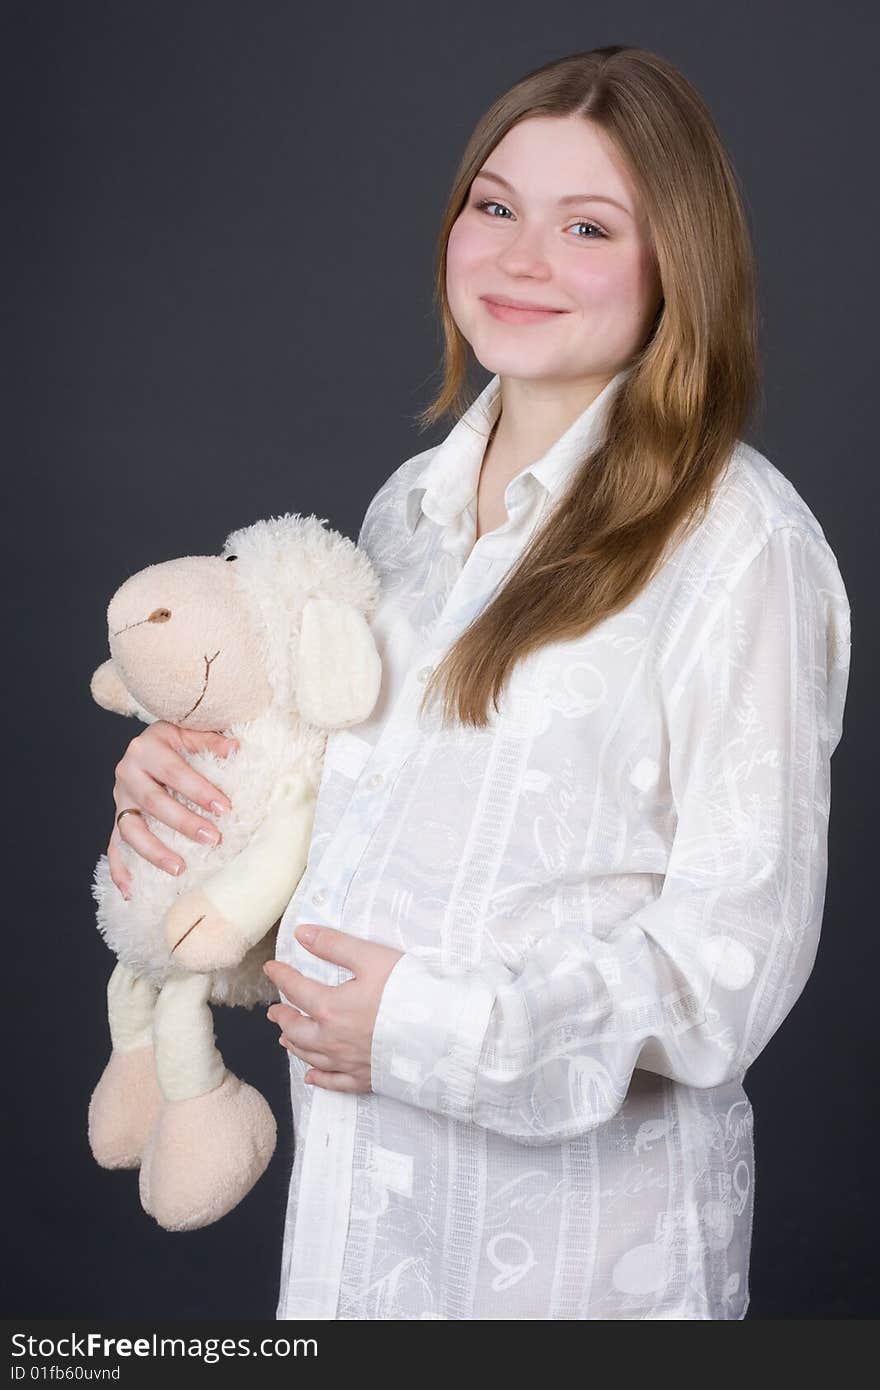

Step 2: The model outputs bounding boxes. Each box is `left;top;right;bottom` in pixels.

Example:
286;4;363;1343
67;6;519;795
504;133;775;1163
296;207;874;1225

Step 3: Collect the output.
414;45;761;729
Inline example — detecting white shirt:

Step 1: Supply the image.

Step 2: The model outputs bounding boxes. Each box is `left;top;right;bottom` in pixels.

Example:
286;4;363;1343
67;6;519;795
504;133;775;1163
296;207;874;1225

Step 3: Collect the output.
273;368;851;1320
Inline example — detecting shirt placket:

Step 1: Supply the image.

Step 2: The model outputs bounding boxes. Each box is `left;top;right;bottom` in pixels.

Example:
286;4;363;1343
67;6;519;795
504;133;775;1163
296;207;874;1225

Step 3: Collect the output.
276;709;423;1319
277;507;534;1320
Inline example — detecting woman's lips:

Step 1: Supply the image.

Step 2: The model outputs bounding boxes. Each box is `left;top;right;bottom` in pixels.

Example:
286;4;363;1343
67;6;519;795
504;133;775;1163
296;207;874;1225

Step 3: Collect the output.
480;297;569;324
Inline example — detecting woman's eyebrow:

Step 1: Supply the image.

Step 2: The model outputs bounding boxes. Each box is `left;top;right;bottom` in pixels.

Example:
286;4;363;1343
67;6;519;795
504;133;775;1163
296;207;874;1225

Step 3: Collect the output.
473;168;633;218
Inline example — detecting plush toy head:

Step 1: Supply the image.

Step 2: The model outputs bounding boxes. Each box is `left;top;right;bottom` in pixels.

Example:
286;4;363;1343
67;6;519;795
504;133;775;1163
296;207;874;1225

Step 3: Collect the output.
90;511;382;731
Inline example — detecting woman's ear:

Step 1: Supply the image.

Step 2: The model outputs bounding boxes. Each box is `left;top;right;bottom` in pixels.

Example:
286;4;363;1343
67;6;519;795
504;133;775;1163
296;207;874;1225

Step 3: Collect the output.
294;597;381;729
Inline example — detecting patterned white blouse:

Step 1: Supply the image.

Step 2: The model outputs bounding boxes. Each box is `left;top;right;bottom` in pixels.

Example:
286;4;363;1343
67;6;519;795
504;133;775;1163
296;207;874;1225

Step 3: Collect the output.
273;366;851;1320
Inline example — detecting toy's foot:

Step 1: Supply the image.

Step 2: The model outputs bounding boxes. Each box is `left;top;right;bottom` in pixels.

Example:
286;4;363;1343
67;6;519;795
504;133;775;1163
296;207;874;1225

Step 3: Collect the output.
88;1046;163;1170
138;1071;276;1231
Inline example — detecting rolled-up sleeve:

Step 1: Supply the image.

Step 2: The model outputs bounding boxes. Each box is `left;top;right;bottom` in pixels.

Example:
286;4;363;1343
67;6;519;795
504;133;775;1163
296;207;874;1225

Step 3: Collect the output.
370;524;852;1145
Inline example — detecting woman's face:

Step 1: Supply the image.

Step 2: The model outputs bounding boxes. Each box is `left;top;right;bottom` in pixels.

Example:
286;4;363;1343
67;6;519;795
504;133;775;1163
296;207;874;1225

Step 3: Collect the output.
446;114;662;384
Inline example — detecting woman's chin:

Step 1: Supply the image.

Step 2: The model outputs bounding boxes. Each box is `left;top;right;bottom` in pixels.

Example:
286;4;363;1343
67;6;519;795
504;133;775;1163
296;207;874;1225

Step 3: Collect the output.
468;340;566;380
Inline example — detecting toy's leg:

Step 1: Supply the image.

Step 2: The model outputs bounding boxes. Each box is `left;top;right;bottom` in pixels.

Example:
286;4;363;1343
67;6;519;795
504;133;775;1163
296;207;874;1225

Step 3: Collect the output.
87;961;163;1169
152;970;225;1101
138;973;276;1231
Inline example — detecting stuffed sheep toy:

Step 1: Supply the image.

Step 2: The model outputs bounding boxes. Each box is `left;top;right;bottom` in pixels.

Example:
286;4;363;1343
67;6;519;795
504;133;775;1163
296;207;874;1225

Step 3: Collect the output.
87;513;382;1232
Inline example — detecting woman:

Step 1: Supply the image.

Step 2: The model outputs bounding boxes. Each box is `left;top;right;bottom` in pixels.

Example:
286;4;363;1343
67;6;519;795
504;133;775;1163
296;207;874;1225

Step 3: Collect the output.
107;46;851;1319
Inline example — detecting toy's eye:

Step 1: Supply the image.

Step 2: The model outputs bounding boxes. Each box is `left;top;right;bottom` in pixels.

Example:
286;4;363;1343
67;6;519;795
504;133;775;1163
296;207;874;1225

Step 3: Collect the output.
225;555;237;561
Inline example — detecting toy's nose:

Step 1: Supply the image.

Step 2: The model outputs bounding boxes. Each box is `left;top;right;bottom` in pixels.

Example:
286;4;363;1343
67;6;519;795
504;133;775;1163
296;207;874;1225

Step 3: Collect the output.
107;565;177;636
108;606;172;637
106;554;224;639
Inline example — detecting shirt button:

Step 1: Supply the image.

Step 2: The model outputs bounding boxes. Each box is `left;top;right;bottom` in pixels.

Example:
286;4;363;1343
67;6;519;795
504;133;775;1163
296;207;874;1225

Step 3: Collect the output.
417;665;434;682
366;772;384;789
312;889;326;906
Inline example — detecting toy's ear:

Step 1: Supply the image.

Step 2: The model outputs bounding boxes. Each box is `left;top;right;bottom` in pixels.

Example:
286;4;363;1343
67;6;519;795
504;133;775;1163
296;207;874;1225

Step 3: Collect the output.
90;659;139;715
90;659;158;723
294;597;381;729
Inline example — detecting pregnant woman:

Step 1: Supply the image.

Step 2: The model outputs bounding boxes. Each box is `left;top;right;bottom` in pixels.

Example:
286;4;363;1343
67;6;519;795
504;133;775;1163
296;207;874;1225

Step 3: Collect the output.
106;45;851;1319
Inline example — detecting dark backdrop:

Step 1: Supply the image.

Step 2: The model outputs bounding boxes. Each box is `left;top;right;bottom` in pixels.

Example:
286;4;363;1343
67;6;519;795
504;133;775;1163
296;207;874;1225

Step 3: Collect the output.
5;0;876;1320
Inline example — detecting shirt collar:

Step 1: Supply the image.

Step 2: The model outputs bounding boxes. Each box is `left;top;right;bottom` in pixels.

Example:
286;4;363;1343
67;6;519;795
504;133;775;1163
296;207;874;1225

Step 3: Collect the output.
404;364;634;537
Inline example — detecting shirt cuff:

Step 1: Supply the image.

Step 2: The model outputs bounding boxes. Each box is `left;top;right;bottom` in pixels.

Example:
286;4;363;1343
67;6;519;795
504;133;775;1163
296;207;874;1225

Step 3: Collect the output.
369;951;498;1122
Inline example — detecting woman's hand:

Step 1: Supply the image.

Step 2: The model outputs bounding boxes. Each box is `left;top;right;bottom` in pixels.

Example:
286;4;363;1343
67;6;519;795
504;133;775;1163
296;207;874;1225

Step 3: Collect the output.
263;925;405;1093
108;721;239;900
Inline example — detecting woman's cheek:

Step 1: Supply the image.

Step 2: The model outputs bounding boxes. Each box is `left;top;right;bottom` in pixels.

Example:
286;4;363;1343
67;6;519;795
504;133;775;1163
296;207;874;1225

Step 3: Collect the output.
447;228;478;290
585;264;644;325
445;235;483;329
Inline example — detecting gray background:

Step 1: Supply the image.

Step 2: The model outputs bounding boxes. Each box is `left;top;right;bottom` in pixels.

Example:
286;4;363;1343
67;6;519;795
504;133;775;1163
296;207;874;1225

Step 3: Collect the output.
5;0;876;1319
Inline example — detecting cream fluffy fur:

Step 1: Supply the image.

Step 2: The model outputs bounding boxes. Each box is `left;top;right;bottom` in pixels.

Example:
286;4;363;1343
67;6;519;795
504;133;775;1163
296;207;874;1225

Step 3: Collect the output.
86;511;382;1230
92;706;316;1007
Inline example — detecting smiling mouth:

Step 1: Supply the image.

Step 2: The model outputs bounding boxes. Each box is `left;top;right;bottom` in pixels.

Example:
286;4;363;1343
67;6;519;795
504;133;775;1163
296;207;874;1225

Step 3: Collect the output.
179;650;221;722
482;296;567;312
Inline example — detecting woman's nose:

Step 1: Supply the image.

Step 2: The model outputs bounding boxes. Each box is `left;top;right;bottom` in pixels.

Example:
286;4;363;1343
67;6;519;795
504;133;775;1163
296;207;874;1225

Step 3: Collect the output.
494;226;553;276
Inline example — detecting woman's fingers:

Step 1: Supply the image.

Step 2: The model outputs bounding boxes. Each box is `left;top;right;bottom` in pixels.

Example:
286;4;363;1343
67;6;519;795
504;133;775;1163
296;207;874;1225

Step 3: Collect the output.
276;1036;334;1069
111;796;186;877
161;726;240;816
106;822;133;900
123;766;226;847
108;722;240;885
129;725;238;823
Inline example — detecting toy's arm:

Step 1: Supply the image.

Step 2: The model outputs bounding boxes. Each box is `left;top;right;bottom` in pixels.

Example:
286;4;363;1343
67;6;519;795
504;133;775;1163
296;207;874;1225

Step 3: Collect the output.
164;769;318;970
200;770;318;946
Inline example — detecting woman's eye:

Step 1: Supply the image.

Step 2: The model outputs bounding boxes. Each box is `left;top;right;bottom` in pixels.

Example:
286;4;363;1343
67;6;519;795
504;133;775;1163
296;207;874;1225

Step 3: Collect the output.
472;198;607;240
474;197;512;220
569;219;608;240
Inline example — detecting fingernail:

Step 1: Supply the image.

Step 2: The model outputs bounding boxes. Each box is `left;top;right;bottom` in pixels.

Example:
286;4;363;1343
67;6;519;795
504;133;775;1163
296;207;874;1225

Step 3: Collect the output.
210;799;232;815
162;858;182;876
197;828;220;845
